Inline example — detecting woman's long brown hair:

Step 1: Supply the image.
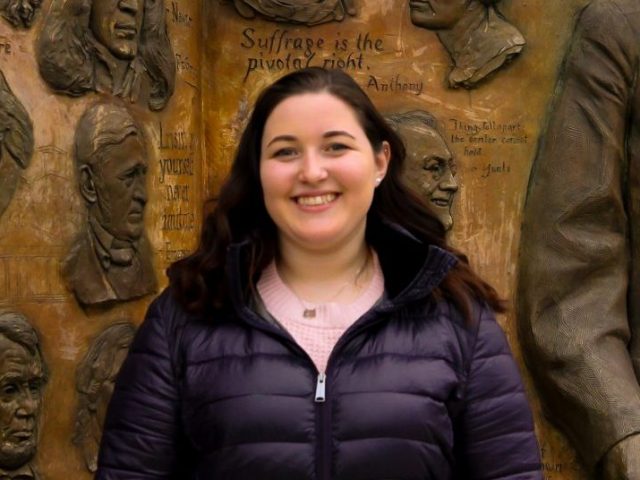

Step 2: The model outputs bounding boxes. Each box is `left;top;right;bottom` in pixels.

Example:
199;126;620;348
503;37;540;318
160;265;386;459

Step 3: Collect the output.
168;67;504;320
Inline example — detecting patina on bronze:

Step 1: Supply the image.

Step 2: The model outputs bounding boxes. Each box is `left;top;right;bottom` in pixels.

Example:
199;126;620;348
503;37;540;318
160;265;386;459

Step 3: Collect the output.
386;110;458;231
74;322;135;472
0;0;41;28
518;1;640;478
36;0;175;111
232;0;356;25
62;102;157;306
0;311;46;480
0;69;33;220
409;0;525;88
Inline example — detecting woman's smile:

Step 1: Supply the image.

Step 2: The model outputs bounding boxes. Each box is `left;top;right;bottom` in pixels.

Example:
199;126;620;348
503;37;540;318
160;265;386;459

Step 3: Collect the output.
294;192;339;207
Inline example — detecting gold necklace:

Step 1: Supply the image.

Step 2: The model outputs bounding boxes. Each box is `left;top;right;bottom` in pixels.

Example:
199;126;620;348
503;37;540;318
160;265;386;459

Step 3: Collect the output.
289;250;371;319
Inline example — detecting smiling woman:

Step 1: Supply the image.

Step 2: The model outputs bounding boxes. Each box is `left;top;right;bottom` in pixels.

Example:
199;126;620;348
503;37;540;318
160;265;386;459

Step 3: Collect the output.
95;67;542;480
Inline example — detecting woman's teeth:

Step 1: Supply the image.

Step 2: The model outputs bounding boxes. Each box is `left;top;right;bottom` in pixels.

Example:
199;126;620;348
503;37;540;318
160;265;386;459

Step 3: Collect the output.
297;193;337;206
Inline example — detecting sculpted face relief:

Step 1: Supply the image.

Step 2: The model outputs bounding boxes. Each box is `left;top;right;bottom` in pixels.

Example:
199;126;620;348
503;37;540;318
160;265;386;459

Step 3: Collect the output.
90;0;142;59
259;92;389;253
402;125;458;230
90;135;148;242
0;335;43;470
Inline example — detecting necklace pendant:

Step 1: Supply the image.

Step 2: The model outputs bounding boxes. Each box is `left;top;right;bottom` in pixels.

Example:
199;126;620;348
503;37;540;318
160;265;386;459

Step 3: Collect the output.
303;308;316;318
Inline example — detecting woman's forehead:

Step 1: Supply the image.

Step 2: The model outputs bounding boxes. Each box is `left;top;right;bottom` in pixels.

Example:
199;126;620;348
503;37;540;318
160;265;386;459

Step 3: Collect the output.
263;93;363;139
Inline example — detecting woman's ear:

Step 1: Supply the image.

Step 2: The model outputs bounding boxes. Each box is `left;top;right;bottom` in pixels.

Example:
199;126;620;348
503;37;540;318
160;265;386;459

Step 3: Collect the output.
375;141;391;182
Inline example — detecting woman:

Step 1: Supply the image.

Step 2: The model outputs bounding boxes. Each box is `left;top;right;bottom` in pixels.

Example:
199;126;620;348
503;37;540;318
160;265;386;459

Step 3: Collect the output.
96;67;542;479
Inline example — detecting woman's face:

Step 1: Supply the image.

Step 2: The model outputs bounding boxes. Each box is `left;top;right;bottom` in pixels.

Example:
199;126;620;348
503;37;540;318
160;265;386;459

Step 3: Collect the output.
260;92;390;254
409;0;470;30
402;124;458;230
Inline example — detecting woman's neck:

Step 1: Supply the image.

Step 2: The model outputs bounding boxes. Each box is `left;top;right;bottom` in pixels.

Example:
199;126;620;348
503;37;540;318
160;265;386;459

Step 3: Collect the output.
276;237;372;304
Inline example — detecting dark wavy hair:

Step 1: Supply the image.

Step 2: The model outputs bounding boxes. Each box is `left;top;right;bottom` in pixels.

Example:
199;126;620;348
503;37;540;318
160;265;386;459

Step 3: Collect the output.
169;67;504;319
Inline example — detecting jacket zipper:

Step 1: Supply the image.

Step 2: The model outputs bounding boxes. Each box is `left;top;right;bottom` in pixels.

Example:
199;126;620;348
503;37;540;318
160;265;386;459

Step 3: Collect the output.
313;304;396;480
315;373;326;402
238;303;395;480
315;371;331;480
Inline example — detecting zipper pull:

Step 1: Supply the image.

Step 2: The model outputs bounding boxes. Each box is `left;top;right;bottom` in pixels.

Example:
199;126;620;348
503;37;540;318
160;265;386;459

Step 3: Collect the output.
315;372;326;403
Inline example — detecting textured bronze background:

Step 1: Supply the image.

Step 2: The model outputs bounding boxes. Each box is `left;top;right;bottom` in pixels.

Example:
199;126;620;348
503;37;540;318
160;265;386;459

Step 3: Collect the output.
0;0;614;478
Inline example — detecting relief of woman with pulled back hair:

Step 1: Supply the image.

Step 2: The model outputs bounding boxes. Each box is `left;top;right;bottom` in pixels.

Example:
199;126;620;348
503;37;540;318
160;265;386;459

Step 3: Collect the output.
36;0;175;111
409;0;525;88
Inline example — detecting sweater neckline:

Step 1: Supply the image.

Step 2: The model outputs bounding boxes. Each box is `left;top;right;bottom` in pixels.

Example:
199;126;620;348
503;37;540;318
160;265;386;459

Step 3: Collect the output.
257;252;385;329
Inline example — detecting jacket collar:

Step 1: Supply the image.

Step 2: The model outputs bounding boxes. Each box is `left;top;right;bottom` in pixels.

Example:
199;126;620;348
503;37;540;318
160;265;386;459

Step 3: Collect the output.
366;218;457;306
226;218;458;315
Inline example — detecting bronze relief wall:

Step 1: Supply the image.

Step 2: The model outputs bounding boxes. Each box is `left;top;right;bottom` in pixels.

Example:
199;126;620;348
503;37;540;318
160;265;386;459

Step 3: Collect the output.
0;0;626;478
0;0;201;477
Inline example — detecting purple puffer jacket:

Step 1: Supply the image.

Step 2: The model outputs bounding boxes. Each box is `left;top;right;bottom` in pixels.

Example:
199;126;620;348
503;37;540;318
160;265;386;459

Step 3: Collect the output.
96;222;542;480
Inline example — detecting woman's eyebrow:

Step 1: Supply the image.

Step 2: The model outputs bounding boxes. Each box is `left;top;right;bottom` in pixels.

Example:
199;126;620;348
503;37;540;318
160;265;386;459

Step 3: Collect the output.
324;130;356;140
266;135;297;147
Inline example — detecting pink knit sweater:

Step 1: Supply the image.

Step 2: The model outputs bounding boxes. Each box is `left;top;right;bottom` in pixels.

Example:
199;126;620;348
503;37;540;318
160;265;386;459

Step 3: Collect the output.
257;255;385;373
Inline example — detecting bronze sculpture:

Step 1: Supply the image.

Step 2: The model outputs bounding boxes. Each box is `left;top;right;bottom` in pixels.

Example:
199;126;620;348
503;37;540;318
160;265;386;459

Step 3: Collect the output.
0;0;41;28
409;0;525;88
386;110;458;231
36;0;175;111
0;69;33;220
62;103;157;306
74;322;136;472
232;0;356;25
518;1;640;478
0;311;46;480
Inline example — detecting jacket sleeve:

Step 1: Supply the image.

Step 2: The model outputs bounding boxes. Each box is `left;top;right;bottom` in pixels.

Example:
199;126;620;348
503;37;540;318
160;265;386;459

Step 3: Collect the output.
517;0;640;471
457;307;542;480
95;293;189;479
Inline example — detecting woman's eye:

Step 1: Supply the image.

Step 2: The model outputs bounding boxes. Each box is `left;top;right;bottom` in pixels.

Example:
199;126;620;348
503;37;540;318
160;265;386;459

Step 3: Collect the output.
273;147;297;158
326;143;348;153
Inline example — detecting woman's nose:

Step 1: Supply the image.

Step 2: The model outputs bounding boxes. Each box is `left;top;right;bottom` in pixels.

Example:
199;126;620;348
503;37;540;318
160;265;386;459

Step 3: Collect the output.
298;150;328;183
